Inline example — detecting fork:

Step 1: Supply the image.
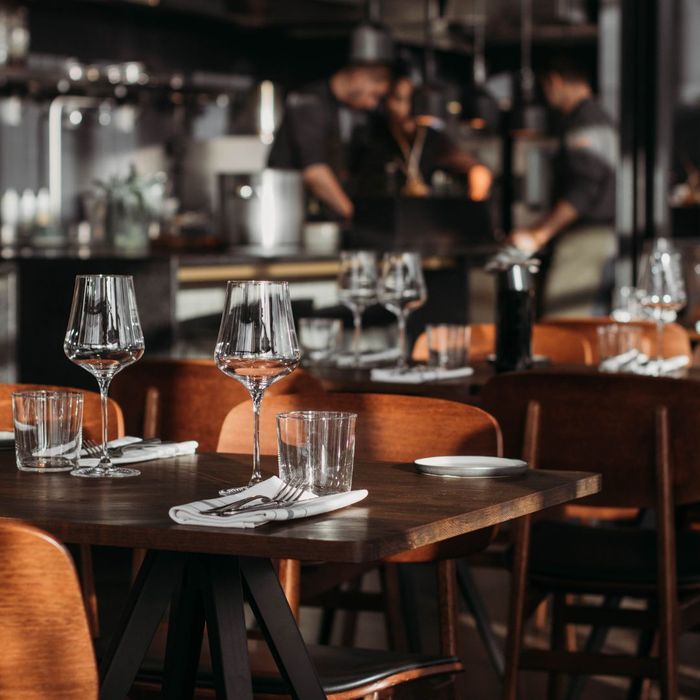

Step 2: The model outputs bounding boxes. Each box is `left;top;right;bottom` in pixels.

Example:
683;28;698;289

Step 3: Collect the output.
210;482;307;517
82;438;163;458
201;481;292;515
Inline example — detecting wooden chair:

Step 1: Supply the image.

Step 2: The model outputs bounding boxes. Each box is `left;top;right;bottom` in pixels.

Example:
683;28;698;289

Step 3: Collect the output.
540;316;692;364
0;382;124;638
481;371;700;700
110;358;324;451
0;521;98;699
412;323;594;365
218;392;503;697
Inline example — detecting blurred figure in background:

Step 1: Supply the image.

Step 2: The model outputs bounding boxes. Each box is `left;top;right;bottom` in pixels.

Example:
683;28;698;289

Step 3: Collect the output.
268;61;392;221
507;54;617;317
350;67;492;200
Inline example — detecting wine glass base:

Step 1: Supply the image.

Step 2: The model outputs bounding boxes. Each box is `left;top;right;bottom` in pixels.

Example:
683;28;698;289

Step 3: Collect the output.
71;466;141;478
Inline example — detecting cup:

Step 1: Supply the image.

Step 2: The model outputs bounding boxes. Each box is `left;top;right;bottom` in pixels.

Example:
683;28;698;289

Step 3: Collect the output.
597;324;644;372
426;324;471;369
12;391;83;472
299;318;343;366
276;411;357;496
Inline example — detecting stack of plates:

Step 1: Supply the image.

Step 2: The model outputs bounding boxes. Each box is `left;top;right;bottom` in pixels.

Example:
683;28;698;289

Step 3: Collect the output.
414;456;527;478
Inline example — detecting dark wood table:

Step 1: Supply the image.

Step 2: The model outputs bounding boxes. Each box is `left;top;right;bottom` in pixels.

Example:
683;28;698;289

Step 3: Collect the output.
310;363;700;405
0;451;600;699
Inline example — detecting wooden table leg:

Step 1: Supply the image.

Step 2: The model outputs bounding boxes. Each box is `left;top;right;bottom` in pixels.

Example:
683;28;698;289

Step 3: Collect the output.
99;550;183;700
240;556;326;700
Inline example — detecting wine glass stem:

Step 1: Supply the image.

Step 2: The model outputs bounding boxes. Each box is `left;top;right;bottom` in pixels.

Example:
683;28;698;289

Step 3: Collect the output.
397;312;407;370
353;308;363;367
655;312;665;373
250;389;264;485
97;377;111;467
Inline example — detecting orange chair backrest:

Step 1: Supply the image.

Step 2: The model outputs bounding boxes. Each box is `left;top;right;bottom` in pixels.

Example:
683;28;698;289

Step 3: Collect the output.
0;522;98;699
540;317;692;363
110;358;325;452
218;391;502;462
412;323;593;365
0;383;123;441
481;370;700;509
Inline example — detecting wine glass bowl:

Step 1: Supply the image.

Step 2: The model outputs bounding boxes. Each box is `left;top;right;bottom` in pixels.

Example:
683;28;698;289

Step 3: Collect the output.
64;274;145;478
337;251;378;367
637;239;687;375
215;280;300;490
377;252;427;370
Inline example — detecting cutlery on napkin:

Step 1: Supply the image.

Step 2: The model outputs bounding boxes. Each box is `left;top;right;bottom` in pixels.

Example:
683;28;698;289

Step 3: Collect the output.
79;436;198;467
370;366;474;384
169;476;368;528
336;348;401;368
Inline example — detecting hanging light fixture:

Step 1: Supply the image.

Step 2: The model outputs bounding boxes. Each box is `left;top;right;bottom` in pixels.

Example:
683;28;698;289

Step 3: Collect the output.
462;0;499;130
348;0;394;66
413;0;446;129
510;0;546;136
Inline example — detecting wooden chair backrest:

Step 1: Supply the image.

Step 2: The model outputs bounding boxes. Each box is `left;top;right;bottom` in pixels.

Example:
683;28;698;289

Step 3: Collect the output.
540;316;692;363
218;391;502;462
481;371;700;508
0;383;123;441
0;521;98;699
412;323;593;365
110;358;325;452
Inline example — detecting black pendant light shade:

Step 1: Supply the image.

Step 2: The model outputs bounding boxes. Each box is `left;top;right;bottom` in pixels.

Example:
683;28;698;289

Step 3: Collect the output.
348;22;395;65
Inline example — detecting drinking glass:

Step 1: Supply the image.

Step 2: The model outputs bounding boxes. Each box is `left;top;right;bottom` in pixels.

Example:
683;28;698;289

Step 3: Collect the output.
64;275;145;477
426;324;471;369
215;280;300;490
298;318;343;366
637;239;687;375
337;251;378;367
377;252;428;370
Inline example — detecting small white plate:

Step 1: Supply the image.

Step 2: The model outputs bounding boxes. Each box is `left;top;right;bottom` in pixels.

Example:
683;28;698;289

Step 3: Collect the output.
414;456;528;478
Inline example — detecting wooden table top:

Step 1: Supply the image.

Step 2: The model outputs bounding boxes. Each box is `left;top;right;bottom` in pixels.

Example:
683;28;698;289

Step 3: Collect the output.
0;452;599;563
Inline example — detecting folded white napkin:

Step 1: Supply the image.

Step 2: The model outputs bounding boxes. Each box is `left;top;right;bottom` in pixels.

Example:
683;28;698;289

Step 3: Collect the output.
370;366;474;384
336;348;400;368
600;352;689;376
0;431;14;441
169;475;368;529
79;436;198;467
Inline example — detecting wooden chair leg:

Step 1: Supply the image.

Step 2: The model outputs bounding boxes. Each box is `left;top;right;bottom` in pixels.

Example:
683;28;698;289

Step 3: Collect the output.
132;548;147;582
502;515;531;700
381;564;409;652
277;558;301;621
535;598;549;631
547;593;568;700
143;386;160;439
437;560;458;658
340;577;363;647
78;543;100;638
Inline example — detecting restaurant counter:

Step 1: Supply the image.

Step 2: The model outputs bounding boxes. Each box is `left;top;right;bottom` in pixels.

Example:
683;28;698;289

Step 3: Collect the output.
0;242;497;387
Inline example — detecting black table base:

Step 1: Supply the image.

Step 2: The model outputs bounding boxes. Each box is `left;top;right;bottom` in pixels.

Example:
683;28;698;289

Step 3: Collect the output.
98;550;326;700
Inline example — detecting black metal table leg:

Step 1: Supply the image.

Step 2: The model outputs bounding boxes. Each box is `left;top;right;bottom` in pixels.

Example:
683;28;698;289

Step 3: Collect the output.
240;557;326;700
162;559;206;700
202;555;254;700
99;550;184;700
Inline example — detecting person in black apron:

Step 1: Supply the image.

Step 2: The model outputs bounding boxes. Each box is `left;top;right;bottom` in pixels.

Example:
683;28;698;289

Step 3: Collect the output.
268;63;392;221
349;69;492;200
507;55;617;316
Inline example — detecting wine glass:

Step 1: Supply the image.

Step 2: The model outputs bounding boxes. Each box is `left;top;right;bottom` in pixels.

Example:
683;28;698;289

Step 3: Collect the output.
637;238;687;375
377;252;427;370
337;251;378;367
64;275;145;477
215;281;300;491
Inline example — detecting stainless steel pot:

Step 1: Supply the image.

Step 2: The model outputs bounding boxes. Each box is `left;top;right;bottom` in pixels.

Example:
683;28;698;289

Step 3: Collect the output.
219;170;304;250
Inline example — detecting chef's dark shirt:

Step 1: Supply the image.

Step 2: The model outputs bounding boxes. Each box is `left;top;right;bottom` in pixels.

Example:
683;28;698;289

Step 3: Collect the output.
267;81;345;177
555;97;616;225
348;115;457;196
